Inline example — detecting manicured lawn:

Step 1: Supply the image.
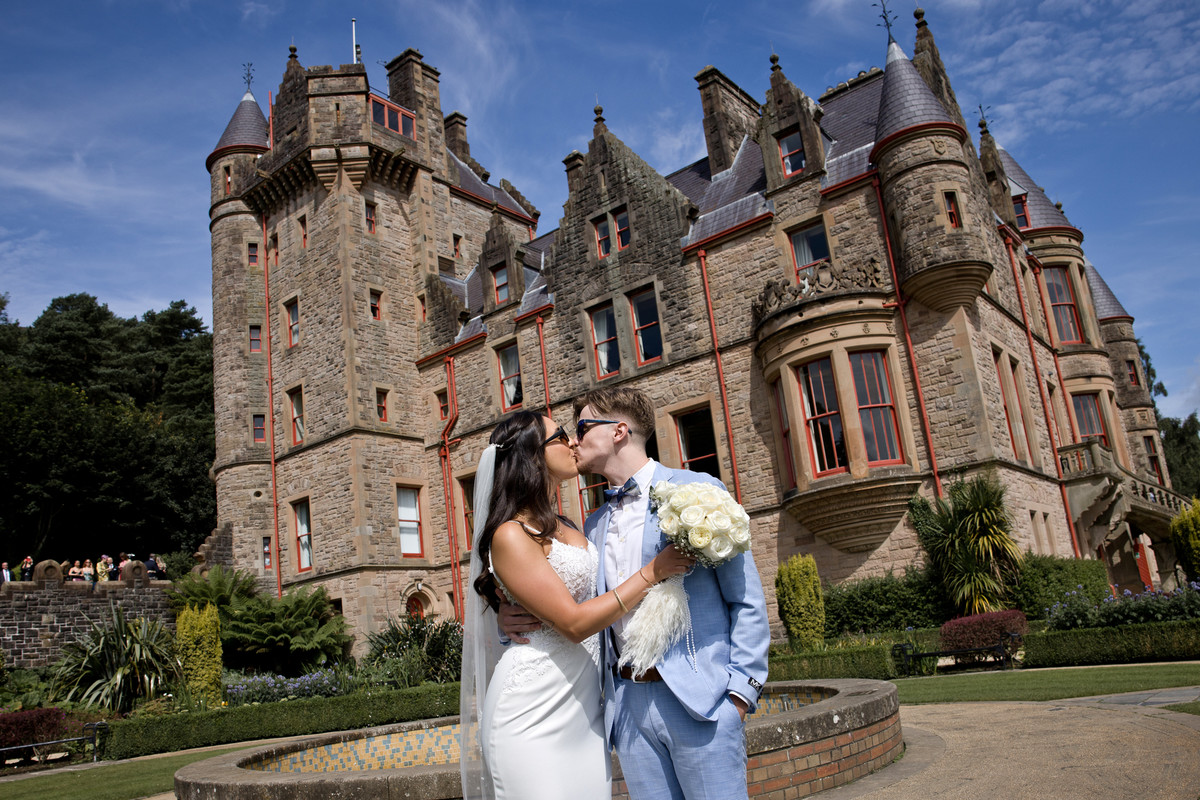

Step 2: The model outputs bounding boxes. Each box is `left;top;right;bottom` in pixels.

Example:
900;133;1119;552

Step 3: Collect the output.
0;745;253;800
1166;701;1200;716
893;662;1200;704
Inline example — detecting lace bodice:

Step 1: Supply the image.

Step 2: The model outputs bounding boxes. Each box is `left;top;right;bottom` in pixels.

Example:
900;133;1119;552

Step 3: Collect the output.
493;539;600;691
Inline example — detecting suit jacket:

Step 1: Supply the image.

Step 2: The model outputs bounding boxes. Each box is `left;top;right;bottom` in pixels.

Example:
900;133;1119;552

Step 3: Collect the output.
586;461;770;734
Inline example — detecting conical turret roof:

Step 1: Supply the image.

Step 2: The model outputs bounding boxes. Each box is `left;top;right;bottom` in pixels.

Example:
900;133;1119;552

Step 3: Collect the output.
1084;260;1132;321
874;40;953;146
206;90;269;170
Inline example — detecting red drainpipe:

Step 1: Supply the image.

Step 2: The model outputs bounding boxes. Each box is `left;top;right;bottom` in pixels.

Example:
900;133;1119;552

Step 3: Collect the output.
696;249;742;503
872;177;943;497
1004;235;1082;558
439;355;464;621
262;213;283;598
1029;261;1081;443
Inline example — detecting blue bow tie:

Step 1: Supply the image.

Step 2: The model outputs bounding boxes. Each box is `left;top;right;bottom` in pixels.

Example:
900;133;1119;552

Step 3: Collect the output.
604;477;640;503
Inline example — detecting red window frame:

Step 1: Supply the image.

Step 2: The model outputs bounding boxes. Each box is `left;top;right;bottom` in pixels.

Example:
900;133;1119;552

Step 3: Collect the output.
790;224;831;284
850;351;904;466
1126;360;1139;386
365;203;376;234
994;350;1019;458
797;357;848;477
288;388;304;444
396;486;424;558
674;408;721;478
436;390;449;420
249;325;261;353
376;389;388;422
294;500;312;572
248;242;258;266
453;235;462;259
492;264;509;303
778;130;805;177
772;379;797;490
1043;267;1084;344
285;300;300;347
1144;436;1164;485
224;166;232;195
370;95;417;139
1072;393;1108;448
262;536;272;569
419;294;427;321
252;413;266;443
589;303;620;379
460;477;475;550
299;216;307;248
615;209;630;250
578;472;608;517
596;218;612;258
498;344;523;411
629;289;662;366
1013;195;1030;228
944;192;962;228
370;291;382;320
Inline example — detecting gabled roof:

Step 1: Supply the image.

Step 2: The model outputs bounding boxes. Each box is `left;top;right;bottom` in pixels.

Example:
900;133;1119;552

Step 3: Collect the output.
447;150;535;221
997;149;1072;229
874;41;953;145
207;90;269;169
1084;260;1132;321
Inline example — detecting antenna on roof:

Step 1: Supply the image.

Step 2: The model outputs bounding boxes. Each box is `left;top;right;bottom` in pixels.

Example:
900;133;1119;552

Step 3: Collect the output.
872;0;898;43
352;18;359;63
242;62;254;91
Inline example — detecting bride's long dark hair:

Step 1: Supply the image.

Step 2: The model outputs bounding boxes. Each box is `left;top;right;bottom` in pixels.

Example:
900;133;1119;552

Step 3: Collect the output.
472;411;568;611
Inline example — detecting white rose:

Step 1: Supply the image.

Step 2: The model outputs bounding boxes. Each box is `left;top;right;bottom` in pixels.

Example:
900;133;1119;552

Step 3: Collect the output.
708;511;733;535
693;485;724;513
688;523;713;549
729;524;751;547
705;534;734;561
651;481;675;500
679;505;706;527
658;513;681;537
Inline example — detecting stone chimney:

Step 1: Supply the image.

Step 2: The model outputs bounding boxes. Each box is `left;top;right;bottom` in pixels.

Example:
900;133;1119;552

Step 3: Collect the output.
695;66;761;175
444;111;470;162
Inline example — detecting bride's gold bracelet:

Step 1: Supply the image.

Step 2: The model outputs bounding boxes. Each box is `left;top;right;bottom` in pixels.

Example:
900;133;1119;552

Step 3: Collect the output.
639;565;655;585
613;588;629;613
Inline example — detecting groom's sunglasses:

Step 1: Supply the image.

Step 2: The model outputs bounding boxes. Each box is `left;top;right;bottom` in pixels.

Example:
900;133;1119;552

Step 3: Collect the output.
575;418;620;441
541;425;572;448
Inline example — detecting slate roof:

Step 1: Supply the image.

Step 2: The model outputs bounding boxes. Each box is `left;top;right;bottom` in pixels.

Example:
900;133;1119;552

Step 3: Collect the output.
874;41;953;146
819;72;884;187
678;137;772;249
208;90;269;168
997;148;1072;229
1084;260;1132;321
447;150;534;221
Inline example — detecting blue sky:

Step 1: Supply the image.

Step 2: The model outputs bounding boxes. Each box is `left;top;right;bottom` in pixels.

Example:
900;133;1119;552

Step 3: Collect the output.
1;0;1197;418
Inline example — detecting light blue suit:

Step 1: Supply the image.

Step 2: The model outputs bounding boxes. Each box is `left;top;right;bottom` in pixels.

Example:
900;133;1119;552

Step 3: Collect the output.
587;462;770;800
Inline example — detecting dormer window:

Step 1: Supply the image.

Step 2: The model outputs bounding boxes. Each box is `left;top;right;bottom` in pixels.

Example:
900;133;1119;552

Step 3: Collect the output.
778;130;806;177
595;207;630;259
1013;194;1030;228
492;264;509;303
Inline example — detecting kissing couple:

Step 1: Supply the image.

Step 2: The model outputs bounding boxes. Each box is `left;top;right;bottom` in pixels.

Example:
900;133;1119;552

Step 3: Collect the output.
460;387;770;800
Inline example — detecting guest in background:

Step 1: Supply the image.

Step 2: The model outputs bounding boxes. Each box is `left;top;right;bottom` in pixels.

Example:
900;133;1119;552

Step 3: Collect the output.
145;554;161;580
1;562;11;584
20;557;33;581
81;558;95;582
69;560;84;580
107;556;120;581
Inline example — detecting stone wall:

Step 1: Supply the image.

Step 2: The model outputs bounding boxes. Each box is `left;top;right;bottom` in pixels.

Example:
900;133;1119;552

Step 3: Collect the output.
0;561;174;669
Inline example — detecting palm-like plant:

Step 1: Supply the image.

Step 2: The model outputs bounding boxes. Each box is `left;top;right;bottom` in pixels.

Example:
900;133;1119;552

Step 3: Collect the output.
53;605;181;714
222;585;351;675
910;474;1023;616
164;564;260;625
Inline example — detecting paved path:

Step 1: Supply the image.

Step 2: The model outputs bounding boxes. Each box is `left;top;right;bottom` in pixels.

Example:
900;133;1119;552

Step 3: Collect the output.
6;687;1200;799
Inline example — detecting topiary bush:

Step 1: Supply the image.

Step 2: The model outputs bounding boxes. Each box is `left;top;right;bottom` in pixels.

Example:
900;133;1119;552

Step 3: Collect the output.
175;604;222;704
775;554;825;650
939;609;1028;663
1013;553;1110;620
823;567;953;637
1171;499;1200;583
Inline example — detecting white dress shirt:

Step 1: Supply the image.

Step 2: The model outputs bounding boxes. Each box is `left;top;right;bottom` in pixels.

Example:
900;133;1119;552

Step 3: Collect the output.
605;459;657;652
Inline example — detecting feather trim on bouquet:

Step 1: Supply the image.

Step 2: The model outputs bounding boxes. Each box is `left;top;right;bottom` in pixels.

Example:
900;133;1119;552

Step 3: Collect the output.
618;481;752;677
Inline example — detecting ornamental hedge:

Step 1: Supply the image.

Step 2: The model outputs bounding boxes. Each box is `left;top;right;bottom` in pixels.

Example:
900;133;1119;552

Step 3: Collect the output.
767;645;896;682
939;610;1028;660
1013;554;1110;620
776;554;825;651
100;682;458;761
1023;619;1200;668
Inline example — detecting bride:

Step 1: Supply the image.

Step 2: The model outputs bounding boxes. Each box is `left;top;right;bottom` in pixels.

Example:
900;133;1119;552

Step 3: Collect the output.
460;411;691;800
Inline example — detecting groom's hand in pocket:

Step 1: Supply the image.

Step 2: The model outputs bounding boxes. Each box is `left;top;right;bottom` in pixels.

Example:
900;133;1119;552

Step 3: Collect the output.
498;598;542;644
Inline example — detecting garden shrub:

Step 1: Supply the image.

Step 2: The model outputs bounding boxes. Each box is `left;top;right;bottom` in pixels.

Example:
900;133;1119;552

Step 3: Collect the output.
1171;499;1200;583
1023;618;1200;668
775;554;825;650
176;604;222;704
223;667;353;705
366;615;463;683
223;585;351;675
823;567;952;637
939;610;1028;662
1013;553;1110;620
1047;582;1200;631
165;565;259;623
768;645;896;681
101;682;459;761
0;707;68;751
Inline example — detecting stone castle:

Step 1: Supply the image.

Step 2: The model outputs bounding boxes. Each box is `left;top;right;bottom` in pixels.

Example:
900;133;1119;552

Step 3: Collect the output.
205;9;1187;650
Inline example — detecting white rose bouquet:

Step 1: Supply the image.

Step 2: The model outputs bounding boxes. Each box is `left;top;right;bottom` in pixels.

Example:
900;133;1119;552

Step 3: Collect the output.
618;481;752;677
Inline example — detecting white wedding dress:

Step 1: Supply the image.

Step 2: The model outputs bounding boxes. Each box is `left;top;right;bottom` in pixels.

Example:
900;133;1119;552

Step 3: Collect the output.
482;538;610;799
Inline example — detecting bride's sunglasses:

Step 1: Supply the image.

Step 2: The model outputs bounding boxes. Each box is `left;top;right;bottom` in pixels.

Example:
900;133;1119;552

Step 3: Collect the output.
541;425;572;448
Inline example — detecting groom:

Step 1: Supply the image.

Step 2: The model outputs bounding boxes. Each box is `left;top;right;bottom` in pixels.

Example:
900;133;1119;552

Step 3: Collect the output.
504;387;769;799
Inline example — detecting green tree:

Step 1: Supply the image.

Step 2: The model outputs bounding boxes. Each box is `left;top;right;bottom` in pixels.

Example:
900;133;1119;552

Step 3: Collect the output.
1161;412;1200;501
1170;499;1200;583
910;474;1023;616
775;554;825;650
1137;338;1169;402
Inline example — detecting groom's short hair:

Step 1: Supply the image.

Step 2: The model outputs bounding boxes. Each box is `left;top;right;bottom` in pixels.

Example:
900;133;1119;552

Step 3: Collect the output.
573;387;656;444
